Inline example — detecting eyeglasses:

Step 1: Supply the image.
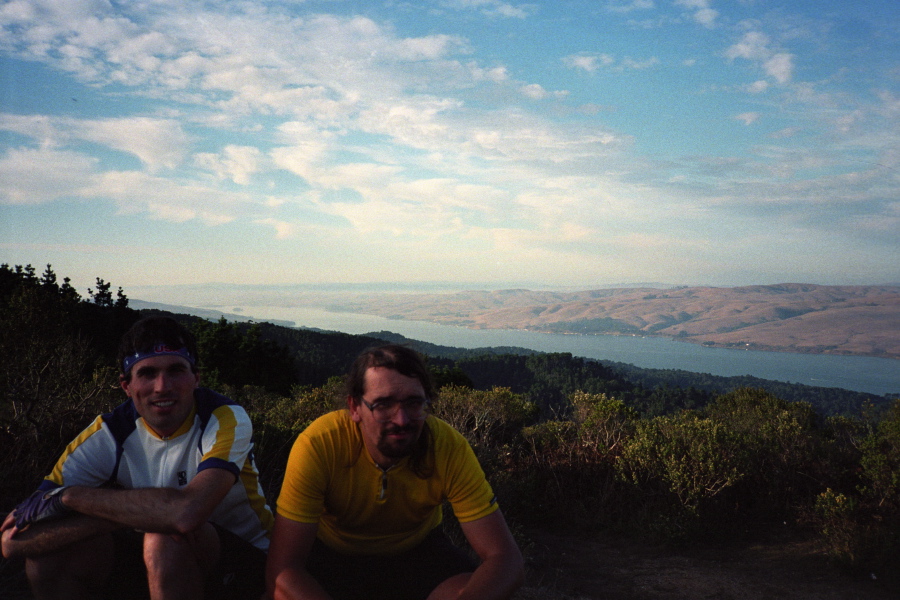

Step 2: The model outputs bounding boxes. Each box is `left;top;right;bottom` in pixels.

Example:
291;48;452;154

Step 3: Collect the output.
360;397;430;422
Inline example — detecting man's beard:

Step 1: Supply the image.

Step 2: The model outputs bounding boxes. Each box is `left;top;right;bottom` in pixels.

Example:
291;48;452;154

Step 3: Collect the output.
377;424;421;459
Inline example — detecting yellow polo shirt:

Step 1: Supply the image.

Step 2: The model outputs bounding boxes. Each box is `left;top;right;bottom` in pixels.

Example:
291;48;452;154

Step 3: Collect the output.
276;410;498;556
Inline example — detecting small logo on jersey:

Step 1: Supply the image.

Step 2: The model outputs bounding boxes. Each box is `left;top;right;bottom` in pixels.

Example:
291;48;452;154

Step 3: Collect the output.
178;471;187;486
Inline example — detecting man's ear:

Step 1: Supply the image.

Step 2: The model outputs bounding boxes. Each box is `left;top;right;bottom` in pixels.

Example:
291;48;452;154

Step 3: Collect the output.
119;374;131;396
347;397;362;423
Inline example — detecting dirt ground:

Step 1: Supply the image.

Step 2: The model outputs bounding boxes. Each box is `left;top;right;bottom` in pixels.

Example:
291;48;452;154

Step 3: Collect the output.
3;527;898;599
515;527;898;600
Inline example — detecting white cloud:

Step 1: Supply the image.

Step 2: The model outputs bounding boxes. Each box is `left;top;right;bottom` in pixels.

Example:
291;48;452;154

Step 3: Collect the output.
606;1;655;13
442;0;534;19
769;127;801;139
80;171;258;225
693;8;718;28
521;83;548;100
0;114;61;147
470;63;509;83
195;145;263;185
1;1;897;287
563;53;615;73
0;147;97;204
726;31;771;62
564;53;658;74
519;83;568;100
674;0;709;8
726;31;794;85
76;118;190;171
255;218;300;239
675;0;718;28
620;57;660;70
0;114;189;170
763;53;794;84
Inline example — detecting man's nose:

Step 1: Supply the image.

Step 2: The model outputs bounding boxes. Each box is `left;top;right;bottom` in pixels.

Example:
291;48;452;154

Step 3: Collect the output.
153;373;173;391
391;406;411;425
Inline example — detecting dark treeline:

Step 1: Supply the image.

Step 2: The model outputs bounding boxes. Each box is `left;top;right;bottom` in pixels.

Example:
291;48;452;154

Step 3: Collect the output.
347;330;892;419
3;263;900;594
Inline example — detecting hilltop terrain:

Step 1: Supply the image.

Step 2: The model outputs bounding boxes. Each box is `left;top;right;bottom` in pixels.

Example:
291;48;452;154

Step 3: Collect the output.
319;284;900;359
3;266;900;599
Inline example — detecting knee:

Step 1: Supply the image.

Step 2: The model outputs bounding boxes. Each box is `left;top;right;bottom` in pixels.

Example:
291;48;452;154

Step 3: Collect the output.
143;526;220;577
26;536;113;596
143;532;193;575
25;553;64;585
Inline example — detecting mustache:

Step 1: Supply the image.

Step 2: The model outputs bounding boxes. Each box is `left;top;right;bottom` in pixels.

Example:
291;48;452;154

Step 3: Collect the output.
384;425;417;435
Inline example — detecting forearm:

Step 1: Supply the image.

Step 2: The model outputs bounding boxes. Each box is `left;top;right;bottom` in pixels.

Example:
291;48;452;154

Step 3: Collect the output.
62;486;206;535
457;555;525;600
271;567;333;600
2;513;120;559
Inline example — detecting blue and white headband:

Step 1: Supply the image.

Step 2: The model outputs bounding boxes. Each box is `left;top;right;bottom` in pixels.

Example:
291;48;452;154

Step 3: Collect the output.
123;344;196;374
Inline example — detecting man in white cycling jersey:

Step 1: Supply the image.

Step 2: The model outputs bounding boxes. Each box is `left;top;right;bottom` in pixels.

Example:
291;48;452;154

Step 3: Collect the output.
1;315;273;600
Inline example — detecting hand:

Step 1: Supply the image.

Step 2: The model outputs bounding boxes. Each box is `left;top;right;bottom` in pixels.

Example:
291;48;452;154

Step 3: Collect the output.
1;511;15;532
13;487;71;530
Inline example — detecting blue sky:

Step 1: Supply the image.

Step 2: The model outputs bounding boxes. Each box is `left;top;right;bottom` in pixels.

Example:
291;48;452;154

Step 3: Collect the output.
1;0;898;294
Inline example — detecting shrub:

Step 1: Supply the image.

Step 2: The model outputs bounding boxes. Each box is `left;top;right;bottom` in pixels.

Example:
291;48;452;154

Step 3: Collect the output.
0;280;123;509
243;378;344;503
815;488;862;563
517;392;637;527
433;385;537;454
570;391;637;458
859;400;900;511
703;388;825;520
833;400;900;578
618;411;747;539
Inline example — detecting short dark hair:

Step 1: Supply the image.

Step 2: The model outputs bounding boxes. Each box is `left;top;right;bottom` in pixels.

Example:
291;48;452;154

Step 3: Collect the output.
345;344;436;403
118;316;200;381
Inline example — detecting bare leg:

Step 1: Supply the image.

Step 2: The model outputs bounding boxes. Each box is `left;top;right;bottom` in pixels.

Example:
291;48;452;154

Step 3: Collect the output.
26;532;115;600
144;524;221;600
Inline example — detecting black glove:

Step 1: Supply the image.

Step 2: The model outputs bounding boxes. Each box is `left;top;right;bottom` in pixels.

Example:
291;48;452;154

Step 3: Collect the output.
13;487;71;529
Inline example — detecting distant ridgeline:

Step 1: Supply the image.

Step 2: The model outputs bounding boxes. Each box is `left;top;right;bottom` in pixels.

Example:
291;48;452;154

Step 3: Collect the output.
0;264;891;423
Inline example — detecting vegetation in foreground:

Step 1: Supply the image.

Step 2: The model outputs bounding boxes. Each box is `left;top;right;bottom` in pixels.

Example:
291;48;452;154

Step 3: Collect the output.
2;264;900;597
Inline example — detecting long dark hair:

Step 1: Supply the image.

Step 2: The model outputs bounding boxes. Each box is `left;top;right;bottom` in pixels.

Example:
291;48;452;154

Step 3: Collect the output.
345;344;435;478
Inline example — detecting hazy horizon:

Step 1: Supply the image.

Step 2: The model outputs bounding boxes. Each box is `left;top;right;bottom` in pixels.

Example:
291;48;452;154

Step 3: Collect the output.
2;1;898;291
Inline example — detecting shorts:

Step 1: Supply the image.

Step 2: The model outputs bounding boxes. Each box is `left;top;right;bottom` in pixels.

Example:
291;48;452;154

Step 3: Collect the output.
106;525;266;600
306;527;478;600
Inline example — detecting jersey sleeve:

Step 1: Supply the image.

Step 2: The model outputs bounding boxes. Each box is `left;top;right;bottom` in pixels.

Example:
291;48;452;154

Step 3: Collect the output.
438;422;500;523
276;428;329;524
197;404;252;479
44;416;118;489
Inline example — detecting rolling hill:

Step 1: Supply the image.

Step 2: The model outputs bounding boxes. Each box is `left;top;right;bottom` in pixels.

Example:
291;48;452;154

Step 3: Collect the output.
320;283;900;359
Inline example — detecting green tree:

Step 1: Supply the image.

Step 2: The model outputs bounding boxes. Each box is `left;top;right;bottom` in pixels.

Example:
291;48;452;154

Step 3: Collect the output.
0;265;122;507
88;277;114;306
192;318;298;394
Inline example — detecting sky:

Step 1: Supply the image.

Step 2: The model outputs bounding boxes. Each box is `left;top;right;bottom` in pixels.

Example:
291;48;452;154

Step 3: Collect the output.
1;0;898;295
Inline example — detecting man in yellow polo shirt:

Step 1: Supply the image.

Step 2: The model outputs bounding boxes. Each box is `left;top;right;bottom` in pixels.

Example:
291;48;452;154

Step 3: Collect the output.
266;344;524;600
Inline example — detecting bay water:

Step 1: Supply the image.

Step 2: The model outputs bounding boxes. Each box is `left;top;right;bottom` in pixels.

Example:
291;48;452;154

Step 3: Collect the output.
233;305;898;397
